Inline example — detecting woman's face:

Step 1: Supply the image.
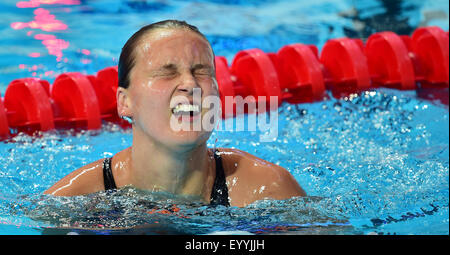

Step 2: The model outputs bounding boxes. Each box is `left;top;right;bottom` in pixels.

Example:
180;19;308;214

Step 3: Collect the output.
122;28;219;149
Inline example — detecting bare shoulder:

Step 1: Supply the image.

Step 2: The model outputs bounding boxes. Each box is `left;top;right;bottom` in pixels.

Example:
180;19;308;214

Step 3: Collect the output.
217;148;306;207
44;158;105;196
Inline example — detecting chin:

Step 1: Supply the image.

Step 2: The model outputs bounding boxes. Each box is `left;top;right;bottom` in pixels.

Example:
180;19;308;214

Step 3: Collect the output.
168;129;211;148
136;117;213;151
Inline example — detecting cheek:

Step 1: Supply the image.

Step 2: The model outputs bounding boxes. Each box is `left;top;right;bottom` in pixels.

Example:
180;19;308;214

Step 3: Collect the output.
131;81;170;116
200;78;219;96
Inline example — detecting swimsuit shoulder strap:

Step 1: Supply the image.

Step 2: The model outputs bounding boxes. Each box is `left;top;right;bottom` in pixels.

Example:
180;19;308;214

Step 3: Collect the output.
210;149;230;206
103;157;117;190
102;153;229;204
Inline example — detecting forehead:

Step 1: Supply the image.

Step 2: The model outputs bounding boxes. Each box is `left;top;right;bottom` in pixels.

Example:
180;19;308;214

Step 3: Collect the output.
134;28;214;67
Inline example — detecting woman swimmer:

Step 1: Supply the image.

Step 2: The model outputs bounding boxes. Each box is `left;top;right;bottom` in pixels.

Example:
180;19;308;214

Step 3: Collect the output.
44;20;306;207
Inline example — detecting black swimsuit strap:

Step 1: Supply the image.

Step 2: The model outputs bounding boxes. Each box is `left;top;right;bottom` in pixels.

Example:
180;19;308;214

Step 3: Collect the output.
102;151;230;206
103;157;117;190
210;150;230;206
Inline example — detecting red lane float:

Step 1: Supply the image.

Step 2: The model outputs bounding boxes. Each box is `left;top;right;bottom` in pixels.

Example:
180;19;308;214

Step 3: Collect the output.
365;26;449;90
90;66;131;127
0;93;9;138
411;27;449;105
215;56;235;118
52;72;101;130
273;44;326;104
4;78;54;134
320;38;371;97
0;26;448;140
365;31;416;90
94;66;119;118
411;26;449;88
230;49;282;113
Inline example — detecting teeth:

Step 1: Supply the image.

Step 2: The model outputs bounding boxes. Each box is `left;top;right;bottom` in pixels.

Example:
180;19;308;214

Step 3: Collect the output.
172;104;200;114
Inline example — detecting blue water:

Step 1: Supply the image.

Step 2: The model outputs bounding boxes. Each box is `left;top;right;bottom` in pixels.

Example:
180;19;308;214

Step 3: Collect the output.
0;0;449;235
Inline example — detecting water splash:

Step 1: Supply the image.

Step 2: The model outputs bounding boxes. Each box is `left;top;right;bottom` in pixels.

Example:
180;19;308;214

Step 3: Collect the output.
0;89;448;234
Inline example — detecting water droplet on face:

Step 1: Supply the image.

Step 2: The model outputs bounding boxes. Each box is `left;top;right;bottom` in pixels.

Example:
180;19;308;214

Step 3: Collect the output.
258;186;265;194
231;177;237;186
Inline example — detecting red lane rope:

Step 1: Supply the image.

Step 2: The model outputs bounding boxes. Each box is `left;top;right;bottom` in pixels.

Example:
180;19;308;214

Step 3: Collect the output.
0;26;448;139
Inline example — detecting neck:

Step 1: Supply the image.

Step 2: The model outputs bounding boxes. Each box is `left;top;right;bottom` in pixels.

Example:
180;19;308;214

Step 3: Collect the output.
129;129;214;199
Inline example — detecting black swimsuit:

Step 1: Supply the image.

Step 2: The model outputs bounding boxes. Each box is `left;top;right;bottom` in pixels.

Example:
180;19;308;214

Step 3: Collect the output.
102;150;230;206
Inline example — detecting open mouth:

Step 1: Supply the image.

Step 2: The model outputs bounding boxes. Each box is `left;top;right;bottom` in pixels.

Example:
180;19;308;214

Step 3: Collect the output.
171;103;201;117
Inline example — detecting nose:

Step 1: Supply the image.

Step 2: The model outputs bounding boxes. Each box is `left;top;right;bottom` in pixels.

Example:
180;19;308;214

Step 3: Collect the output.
177;72;200;96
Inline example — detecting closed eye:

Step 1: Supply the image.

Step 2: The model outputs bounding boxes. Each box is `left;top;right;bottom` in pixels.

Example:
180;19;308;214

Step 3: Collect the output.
192;64;213;76
153;64;178;77
194;69;212;76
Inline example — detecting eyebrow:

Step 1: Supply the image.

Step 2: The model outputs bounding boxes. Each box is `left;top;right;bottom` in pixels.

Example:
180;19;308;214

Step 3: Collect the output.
191;63;213;71
152;63;213;74
160;63;177;71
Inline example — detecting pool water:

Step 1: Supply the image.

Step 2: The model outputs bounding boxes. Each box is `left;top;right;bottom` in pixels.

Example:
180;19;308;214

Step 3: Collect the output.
0;0;449;235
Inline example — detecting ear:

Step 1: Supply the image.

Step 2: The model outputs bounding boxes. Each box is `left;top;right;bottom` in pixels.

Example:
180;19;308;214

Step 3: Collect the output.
117;87;133;117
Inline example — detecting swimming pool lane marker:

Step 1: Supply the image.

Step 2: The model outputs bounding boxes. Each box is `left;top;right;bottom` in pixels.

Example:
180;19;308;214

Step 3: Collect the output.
0;26;448;140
